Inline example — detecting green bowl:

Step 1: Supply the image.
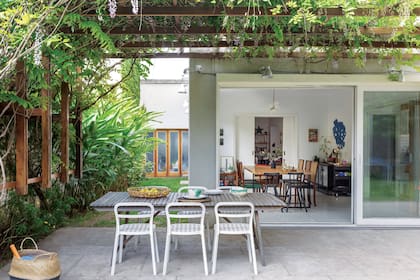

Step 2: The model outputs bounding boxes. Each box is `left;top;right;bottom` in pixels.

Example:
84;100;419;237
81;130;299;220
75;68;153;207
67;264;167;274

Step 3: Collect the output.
230;186;247;196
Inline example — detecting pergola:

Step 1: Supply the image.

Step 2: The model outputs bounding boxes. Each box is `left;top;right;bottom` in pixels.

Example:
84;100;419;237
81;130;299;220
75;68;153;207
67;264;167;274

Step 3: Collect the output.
5;0;420;195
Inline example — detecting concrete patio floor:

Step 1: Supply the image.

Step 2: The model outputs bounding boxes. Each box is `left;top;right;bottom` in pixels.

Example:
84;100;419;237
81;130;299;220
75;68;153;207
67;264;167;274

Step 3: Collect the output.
2;226;420;280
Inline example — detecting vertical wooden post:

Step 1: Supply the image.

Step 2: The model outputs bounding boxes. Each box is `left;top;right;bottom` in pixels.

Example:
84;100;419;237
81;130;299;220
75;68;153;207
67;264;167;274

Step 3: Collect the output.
75;106;83;179
41;55;52;188
75;67;83;179
15;60;28;195
60;82;69;184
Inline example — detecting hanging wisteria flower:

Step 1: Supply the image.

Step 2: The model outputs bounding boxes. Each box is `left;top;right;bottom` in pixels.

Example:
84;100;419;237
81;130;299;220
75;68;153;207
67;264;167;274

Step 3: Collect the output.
33;29;42;66
109;0;117;18
131;0;138;14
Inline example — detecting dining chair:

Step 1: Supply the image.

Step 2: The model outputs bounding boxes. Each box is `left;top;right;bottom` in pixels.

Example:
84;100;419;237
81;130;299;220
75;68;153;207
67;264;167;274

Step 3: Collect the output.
304;161;319;206
163;202;208;276
177;186;211;249
262;172;281;197
298;159;305;170
304;160;312;173
237;161;262;192
111;202;159;276
282;172;310;212
211;202;257;275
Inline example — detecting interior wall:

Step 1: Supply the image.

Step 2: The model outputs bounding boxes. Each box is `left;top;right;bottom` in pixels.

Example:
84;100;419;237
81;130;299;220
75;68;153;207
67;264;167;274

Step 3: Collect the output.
219;88;354;165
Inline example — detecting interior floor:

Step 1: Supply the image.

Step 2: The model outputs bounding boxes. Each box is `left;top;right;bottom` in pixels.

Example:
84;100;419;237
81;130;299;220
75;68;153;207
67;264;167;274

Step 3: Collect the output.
261;191;352;225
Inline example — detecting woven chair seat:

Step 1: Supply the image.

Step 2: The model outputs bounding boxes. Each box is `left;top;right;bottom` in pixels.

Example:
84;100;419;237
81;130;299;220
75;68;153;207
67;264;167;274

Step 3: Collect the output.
170;223;202;235
218;223;249;234
119;223;154;235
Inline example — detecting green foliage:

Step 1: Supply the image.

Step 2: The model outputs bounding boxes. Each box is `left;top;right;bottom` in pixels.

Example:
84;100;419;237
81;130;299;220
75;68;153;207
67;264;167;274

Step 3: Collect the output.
0;185;75;262
0;92;33;108
119;59;152;103
81;97;158;192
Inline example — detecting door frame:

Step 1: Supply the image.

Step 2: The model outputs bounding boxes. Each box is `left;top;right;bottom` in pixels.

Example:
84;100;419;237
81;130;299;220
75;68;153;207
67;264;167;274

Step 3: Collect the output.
149;129;188;177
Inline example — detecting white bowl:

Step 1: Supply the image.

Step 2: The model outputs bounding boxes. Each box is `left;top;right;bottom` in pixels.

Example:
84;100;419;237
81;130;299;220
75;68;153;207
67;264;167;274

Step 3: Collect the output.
230;186;248;196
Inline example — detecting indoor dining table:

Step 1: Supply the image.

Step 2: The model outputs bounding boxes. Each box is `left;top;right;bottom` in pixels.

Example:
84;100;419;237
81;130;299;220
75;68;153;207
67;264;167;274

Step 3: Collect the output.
244;164;306;176
244;165;313;208
90;190;286;266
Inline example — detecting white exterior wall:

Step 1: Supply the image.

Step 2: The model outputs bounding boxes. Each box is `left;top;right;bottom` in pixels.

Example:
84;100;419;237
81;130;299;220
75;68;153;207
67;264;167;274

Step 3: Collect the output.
140;81;189;129
140;58;190;129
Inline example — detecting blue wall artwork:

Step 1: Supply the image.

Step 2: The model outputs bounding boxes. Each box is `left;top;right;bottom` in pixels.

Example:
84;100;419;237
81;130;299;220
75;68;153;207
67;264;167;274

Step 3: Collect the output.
333;119;346;149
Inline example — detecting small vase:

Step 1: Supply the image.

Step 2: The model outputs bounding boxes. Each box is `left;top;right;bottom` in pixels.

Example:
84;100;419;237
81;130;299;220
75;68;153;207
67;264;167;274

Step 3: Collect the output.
270;160;276;169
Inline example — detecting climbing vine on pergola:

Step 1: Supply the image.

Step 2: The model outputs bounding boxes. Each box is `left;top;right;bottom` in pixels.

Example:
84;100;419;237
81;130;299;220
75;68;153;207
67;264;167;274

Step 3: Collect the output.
1;0;420;197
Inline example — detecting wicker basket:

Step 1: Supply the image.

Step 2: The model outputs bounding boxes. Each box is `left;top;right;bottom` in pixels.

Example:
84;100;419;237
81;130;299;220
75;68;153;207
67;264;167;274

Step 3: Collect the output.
9;237;61;280
127;186;170;198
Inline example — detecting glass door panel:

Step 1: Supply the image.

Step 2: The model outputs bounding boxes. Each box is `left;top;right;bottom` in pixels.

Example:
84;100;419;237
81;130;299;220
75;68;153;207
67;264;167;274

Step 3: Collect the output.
363;91;420;218
169;131;179;175
182;131;189;174
146;132;154;174
157;131;167;176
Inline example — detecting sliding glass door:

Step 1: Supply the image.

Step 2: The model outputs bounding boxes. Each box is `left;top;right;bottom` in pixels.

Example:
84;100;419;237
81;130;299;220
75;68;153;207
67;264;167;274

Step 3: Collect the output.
363;91;420;218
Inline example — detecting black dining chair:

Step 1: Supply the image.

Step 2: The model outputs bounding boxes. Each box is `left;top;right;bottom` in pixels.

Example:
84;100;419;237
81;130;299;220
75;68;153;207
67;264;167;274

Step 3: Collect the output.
282;172;311;212
262;172;281;197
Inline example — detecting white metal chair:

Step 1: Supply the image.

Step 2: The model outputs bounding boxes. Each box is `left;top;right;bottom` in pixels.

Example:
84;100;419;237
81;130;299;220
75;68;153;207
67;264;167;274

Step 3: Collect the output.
111;202;159;276
177;186;211;249
211;201;258;275
163;202;208;276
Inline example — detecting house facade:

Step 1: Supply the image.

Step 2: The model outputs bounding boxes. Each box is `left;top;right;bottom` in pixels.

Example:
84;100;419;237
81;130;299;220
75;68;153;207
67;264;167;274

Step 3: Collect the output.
188;57;420;226
140;59;190;177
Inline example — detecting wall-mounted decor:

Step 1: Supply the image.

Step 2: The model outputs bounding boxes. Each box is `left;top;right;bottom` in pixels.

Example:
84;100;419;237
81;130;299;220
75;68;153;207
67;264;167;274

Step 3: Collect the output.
333;119;346;149
308;128;318;142
220;156;234;172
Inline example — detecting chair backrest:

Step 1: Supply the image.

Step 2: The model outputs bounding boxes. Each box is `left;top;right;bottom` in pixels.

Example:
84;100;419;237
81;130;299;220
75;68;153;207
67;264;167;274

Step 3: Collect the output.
263;172;280;184
214;202;254;229
236;161;244;187
165;202;206;226
304;160;312;172
114;202;154;231
284;171;304;182
298;159;304;170
309;161;319;182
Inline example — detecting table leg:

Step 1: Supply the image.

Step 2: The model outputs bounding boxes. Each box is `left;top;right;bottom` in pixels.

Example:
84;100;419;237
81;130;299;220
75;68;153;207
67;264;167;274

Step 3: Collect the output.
253;210;266;266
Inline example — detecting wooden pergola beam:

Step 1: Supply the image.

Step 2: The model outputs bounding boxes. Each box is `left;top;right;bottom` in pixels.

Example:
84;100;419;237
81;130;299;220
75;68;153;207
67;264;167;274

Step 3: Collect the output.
83;6;420;17
15;60;28;195
108;51;417;59
60;82;70;184
119;40;418;49
41;55;52;189
62;26;420;36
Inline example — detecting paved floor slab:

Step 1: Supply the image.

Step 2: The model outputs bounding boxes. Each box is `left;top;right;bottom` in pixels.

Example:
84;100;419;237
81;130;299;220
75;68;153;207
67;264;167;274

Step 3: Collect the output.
2;227;420;279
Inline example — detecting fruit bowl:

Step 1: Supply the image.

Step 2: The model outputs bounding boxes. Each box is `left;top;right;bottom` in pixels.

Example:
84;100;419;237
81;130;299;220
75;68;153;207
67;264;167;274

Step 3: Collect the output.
230;186;248;197
127;186;170;198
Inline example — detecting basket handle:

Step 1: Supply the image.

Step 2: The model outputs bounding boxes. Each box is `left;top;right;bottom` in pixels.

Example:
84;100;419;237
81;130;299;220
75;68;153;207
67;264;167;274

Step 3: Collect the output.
32;252;57;261
20;237;39;251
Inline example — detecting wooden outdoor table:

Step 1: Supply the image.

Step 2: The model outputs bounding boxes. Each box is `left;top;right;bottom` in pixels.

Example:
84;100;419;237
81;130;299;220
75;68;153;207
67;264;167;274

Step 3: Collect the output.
90;191;285;266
